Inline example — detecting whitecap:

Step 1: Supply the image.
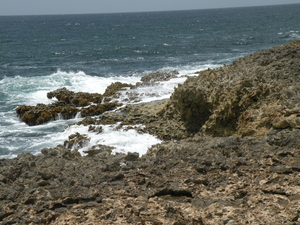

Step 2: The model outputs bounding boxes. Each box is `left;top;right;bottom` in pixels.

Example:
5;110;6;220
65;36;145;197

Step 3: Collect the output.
61;123;162;156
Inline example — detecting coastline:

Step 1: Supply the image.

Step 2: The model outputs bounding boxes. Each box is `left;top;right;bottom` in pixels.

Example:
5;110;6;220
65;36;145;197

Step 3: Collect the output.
1;41;300;224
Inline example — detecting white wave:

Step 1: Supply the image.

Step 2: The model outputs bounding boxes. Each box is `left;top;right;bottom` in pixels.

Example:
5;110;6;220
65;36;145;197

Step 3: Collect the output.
61;123;162;156
48;69;140;94
0;64;215;159
0;117;83;159
290;30;300;39
0;69;141;106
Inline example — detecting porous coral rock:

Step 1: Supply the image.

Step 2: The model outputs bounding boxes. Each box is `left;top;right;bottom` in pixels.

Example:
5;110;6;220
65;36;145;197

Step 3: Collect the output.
6;41;300;224
169;40;300;137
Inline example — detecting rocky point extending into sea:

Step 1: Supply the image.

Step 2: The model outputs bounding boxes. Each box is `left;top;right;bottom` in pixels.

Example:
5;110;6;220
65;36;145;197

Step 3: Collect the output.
1;41;300;224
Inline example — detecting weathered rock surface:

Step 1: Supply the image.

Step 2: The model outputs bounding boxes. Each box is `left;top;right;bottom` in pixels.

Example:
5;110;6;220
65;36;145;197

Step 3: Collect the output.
4;41;300;224
137;70;179;86
47;87;103;107
15;101;79;126
16;86;123;126
2;129;300;224
97;100;188;140
102;82;135;103
169;40;300;137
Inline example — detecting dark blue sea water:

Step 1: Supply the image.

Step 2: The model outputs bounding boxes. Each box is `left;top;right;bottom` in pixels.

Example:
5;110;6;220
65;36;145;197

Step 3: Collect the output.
1;4;300;158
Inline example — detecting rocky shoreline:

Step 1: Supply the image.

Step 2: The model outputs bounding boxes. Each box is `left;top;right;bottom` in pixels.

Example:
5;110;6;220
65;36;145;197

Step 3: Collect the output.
1;41;300;224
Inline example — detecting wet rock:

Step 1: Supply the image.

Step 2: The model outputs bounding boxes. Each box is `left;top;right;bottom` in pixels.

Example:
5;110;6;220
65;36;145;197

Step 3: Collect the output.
63;132;90;150
16;91;122;126
137;70;179;86
83;144;115;157
16;101;79;126
77;116;99;126
125;152;139;161
47;87;103;107
102;82;135;102
80;102;123;117
97;100;188;140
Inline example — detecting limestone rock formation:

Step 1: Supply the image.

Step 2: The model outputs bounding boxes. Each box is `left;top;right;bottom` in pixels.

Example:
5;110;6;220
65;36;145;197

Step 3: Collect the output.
137;70;179;86
15;101;79;126
5;41;300;224
169;40;300;137
2;129;300;224
47;87;103;107
16;86;123;126
97;100;188;140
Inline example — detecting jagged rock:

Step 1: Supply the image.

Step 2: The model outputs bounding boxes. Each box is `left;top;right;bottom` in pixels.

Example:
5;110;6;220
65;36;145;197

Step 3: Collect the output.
6;41;300;224
83;144;115;157
80;102;123;117
2;129;300;224
137;70;179;86
76;116;99;126
168;40;300;137
88;125;103;133
97;100;188;140
125;152;139;161
16;101;79;126
102;82;135;102
47;87;103;107
16;91;122;126
63;132;90;150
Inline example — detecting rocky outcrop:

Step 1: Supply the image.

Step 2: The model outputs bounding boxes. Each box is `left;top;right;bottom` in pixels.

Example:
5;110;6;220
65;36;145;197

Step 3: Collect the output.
169;40;300;137
97;100;188;140
15;101;122;126
95;41;300;140
15;102;79;126
15;71;182;126
5;41;300;224
102;82;135;103
137;70;179;86
47;87;103;107
16;86;123;126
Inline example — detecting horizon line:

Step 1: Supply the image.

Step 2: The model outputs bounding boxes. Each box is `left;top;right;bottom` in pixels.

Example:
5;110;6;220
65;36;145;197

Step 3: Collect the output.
0;2;299;17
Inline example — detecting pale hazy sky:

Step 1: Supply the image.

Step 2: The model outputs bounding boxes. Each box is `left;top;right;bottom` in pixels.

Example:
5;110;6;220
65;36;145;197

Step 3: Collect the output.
1;0;300;16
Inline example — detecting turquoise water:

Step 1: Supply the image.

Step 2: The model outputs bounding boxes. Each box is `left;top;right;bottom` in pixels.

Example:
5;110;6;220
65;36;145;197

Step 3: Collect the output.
1;4;300;158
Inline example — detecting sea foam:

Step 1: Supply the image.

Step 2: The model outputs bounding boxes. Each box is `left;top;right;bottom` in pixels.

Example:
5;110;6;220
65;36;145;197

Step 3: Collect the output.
0;67;199;159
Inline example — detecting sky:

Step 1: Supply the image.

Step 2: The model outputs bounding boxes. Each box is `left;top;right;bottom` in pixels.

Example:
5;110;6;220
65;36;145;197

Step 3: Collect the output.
0;0;300;16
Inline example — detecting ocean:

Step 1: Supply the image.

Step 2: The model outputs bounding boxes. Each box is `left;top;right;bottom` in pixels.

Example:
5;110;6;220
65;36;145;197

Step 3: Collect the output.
1;4;300;158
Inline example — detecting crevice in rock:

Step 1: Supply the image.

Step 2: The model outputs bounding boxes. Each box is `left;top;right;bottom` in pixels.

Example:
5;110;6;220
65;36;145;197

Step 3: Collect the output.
62;198;80;205
150;188;193;198
0;212;14;221
262;189;288;196
24;198;36;205
50;203;67;210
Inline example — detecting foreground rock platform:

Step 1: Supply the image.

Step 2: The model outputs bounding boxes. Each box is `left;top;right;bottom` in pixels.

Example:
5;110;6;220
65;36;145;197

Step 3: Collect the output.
2;130;300;224
2;41;300;224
